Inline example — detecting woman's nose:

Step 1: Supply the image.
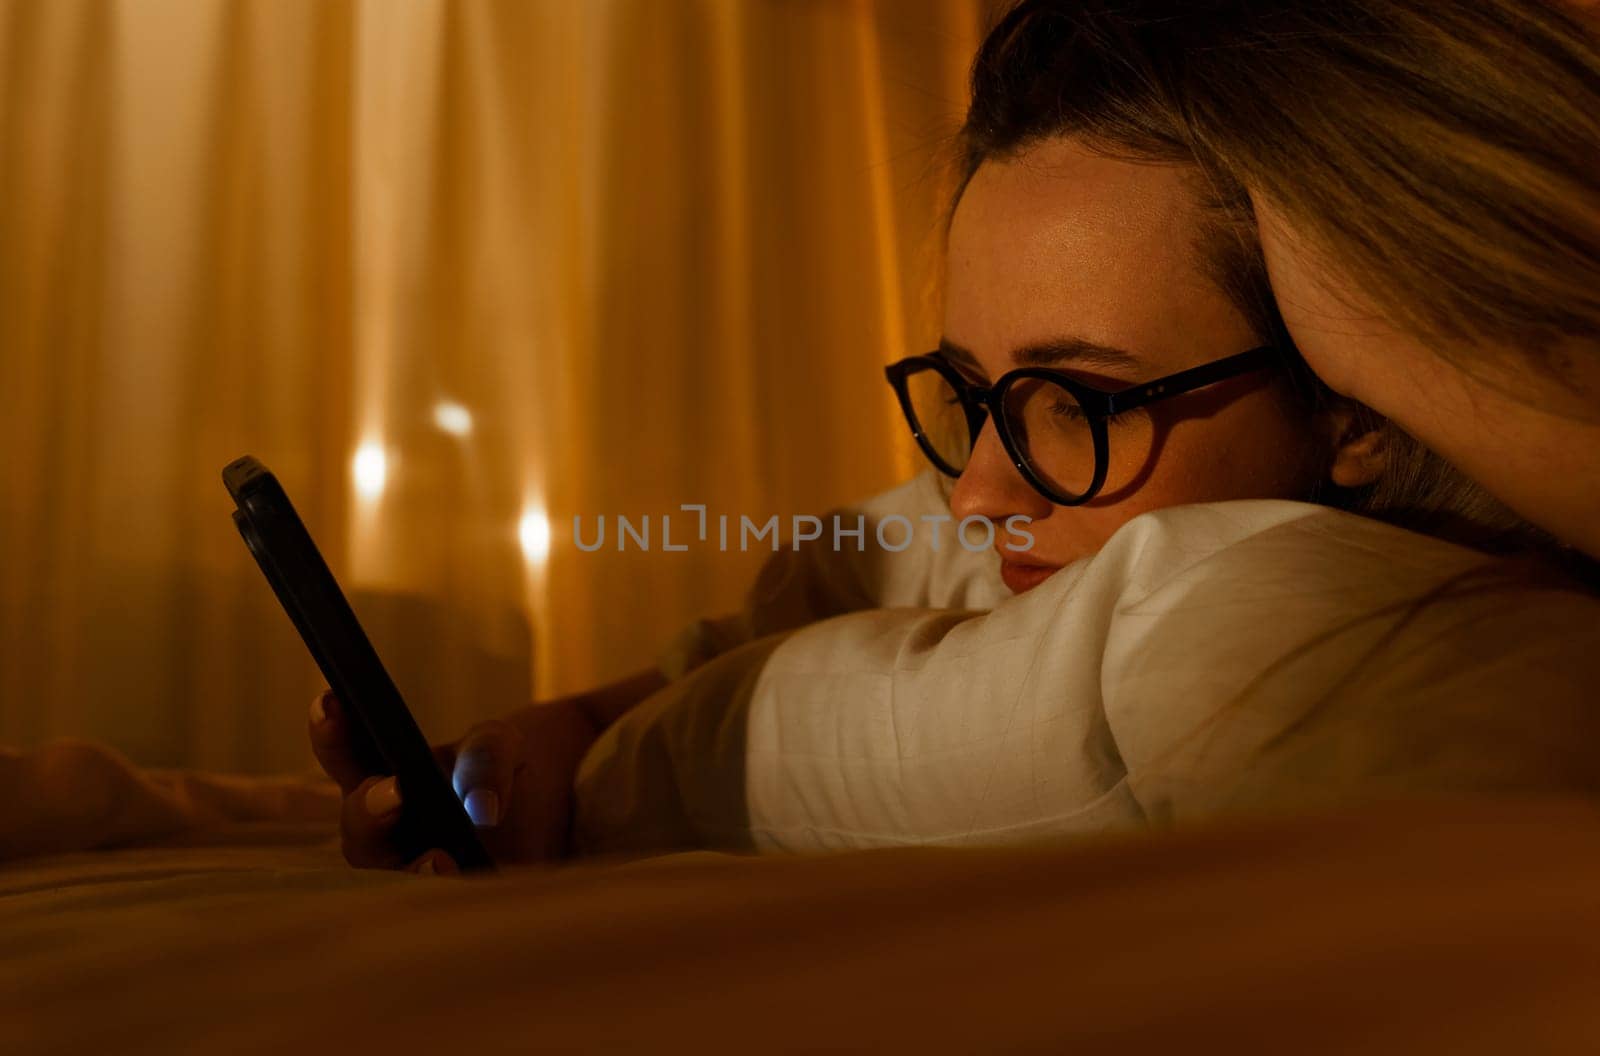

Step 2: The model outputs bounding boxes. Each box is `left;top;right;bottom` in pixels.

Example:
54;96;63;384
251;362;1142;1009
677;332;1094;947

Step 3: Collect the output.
948;421;1054;526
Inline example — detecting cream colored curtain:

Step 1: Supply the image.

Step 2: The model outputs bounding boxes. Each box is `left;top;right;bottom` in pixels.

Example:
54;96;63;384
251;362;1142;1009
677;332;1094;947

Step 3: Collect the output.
0;0;988;772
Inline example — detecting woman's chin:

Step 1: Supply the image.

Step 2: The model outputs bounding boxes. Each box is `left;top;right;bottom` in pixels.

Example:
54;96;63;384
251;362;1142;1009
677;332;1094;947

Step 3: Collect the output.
1000;559;1062;594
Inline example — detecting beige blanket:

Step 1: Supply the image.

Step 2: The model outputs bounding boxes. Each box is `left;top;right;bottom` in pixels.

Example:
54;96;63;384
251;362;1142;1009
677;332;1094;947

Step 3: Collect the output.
5;739;1600;1053
0;740;340;862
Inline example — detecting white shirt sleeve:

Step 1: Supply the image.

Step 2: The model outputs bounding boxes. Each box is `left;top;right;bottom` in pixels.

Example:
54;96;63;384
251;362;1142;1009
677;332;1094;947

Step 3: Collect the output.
577;499;1600;856
655;470;1008;680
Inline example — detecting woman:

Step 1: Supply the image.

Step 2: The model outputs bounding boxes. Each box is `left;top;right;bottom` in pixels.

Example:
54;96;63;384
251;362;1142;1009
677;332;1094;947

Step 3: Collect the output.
314;0;1600;870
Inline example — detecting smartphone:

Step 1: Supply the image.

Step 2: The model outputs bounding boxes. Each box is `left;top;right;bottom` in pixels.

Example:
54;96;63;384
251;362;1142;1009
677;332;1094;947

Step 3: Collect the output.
223;455;494;872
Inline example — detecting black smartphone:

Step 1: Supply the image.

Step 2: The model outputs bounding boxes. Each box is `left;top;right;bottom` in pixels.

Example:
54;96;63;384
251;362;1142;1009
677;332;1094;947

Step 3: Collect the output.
223;455;494;872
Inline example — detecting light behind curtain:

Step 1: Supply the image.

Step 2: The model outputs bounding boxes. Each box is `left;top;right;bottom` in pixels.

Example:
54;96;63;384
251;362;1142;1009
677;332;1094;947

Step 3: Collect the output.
0;0;992;773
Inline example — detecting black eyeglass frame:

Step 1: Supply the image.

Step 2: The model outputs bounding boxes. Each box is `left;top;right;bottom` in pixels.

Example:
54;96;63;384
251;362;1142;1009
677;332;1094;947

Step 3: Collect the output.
884;345;1281;506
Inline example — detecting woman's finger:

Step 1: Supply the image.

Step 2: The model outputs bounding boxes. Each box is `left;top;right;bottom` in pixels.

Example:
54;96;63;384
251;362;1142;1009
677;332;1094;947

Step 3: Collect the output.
339;774;406;869
308;691;371;795
450;719;525;829
405;850;460;877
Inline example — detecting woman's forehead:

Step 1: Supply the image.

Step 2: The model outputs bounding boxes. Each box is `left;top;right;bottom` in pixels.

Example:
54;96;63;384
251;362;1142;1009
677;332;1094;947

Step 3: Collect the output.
945;139;1256;375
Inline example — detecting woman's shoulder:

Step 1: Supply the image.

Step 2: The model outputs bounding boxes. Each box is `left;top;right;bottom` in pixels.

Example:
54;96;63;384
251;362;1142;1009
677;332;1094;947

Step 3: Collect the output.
1077;497;1600;709
1094;500;1600;822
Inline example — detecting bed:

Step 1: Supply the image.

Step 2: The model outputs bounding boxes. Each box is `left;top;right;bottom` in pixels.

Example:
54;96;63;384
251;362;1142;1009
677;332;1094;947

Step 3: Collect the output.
6;739;1600;1053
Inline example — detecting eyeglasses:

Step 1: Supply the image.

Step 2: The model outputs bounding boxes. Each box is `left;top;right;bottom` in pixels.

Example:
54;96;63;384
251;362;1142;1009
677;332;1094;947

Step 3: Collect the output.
884;345;1281;506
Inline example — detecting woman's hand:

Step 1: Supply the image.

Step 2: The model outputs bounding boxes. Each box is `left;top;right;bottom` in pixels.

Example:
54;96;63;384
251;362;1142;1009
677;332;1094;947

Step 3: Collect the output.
1253;196;1600;558
308;691;602;872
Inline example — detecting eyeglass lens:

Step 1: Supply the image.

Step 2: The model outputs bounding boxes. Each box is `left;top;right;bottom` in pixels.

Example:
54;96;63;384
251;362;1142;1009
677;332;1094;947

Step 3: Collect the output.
902;367;972;473
902;365;1101;499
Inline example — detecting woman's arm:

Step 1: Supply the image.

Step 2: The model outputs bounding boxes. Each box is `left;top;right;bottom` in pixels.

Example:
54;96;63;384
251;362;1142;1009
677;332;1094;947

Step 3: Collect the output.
573;501;1318;856
1252;199;1600;561
554;667;668;733
575;499;1600;857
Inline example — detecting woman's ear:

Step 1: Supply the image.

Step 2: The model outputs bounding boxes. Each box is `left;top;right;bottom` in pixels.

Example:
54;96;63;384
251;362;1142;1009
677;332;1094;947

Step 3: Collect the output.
1319;403;1388;488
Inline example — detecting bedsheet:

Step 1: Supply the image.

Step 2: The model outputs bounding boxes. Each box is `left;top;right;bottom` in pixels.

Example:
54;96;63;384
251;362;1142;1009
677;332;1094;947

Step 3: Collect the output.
5;739;1600;1054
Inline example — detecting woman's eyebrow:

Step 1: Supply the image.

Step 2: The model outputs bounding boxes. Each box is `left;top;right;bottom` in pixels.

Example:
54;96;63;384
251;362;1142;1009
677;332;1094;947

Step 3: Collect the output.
934;339;985;374
937;337;1143;372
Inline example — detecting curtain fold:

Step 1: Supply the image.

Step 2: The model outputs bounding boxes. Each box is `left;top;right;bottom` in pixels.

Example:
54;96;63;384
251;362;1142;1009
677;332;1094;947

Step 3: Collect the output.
0;0;990;772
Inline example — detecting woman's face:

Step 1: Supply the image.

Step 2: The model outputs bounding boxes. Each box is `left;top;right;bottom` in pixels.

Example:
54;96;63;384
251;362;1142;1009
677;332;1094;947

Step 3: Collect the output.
943;137;1324;593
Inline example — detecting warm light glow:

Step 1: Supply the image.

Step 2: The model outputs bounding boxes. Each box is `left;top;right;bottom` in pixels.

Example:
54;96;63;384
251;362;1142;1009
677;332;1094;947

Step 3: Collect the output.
518;508;551;565
432;401;473;437
353;443;388;500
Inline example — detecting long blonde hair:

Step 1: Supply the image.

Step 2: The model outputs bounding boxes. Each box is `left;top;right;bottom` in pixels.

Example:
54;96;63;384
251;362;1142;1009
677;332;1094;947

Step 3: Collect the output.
1178;0;1600;388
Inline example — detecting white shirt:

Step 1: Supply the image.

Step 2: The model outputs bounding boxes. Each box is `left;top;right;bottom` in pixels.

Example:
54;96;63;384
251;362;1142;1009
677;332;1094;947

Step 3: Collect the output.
576;475;1600;855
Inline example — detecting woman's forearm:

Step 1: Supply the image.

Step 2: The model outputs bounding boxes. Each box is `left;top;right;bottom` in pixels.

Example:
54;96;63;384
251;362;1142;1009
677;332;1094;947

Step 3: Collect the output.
518;667;669;737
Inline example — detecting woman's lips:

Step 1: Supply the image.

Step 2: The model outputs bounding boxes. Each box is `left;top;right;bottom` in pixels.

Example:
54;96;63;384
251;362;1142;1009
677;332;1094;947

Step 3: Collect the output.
1000;559;1061;594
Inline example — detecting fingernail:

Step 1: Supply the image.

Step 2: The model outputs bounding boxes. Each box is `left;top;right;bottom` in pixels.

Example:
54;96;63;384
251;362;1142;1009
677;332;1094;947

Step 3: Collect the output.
464;788;500;828
365;777;401;817
419;856;437;876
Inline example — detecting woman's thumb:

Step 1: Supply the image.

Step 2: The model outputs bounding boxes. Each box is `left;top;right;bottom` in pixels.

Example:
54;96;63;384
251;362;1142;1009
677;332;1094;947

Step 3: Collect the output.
450;719;524;828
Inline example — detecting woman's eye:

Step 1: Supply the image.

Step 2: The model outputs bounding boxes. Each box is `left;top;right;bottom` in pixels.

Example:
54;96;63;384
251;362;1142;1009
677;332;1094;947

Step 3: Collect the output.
1049;399;1087;421
1103;408;1146;428
1047;398;1140;428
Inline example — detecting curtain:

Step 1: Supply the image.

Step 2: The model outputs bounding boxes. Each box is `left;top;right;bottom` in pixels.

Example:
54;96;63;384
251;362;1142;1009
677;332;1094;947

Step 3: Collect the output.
0;0;990;773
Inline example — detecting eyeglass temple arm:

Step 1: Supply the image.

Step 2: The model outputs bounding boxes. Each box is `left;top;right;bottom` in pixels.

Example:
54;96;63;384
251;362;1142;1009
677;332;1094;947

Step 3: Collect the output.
1102;346;1281;414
